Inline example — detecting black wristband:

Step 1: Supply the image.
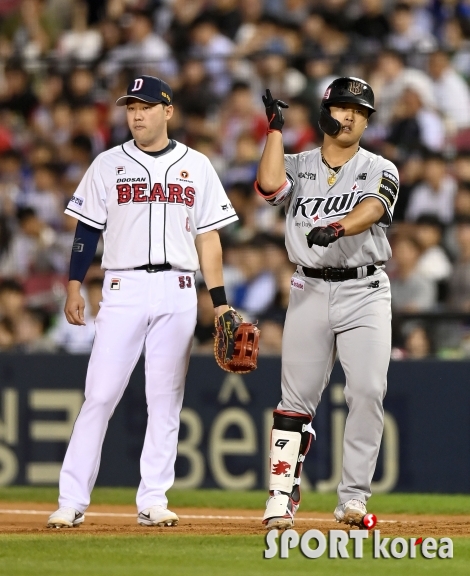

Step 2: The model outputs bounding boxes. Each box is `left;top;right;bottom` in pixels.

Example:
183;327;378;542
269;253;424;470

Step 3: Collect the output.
209;286;228;308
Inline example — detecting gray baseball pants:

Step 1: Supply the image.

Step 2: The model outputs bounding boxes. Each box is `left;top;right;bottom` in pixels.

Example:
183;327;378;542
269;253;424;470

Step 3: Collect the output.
279;268;391;505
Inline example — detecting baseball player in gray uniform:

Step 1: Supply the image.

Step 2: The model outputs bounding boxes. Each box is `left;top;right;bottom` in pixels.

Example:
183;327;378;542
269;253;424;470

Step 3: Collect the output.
256;77;399;529
47;76;238;528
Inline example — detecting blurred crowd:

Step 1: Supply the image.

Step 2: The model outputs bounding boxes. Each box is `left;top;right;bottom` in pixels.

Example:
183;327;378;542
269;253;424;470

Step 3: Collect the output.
2;0;470;357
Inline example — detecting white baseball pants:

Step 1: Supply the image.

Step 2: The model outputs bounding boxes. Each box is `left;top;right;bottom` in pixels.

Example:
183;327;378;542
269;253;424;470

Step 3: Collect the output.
58;269;197;513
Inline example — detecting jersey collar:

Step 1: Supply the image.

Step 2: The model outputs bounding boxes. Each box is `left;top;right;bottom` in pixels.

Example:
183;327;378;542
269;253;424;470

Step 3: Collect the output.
122;139;185;163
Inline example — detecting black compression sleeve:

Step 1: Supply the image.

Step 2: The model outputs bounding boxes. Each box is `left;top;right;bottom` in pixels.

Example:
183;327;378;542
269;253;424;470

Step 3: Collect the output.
69;221;101;283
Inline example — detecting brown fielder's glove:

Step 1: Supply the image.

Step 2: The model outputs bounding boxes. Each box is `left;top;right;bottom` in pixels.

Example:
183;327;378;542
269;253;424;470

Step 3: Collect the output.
214;308;260;373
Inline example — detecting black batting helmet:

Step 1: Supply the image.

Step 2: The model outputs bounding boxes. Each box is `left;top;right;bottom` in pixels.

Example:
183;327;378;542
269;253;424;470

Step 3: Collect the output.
319;77;375;137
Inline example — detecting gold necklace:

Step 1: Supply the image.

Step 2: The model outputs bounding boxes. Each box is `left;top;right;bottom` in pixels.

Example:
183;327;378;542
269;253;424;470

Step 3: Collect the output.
321;147;359;186
326;165;338;186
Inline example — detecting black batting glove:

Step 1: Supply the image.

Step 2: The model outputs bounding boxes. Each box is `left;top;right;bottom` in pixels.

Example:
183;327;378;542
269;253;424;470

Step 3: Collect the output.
262;89;289;132
306;222;345;248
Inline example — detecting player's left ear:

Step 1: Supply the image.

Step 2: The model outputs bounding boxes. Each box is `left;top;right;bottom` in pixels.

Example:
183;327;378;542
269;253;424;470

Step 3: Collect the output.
165;105;174;121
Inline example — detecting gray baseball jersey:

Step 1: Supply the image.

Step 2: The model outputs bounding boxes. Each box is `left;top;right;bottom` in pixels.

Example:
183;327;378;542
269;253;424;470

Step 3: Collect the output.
259;145;399;509
265;147;399;268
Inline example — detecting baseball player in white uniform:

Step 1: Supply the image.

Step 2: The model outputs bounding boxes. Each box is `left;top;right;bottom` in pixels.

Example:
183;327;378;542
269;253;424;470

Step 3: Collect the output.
256;78;399;529
47;76;238;528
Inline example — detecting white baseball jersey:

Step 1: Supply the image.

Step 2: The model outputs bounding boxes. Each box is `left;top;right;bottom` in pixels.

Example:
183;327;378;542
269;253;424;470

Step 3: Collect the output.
261;147;399;268
65;140;238;271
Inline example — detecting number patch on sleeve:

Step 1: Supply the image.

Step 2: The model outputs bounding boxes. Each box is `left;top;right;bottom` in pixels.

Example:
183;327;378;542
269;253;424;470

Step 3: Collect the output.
377;171;398;207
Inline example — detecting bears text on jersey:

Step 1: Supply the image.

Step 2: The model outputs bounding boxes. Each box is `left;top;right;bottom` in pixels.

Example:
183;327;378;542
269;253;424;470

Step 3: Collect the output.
116;182;195;207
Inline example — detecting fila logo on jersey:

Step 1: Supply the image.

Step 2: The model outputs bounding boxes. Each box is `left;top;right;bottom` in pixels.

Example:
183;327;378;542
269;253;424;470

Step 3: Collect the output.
293;192;357;219
116;182;195;207
116;166;126;175
110;278;121;290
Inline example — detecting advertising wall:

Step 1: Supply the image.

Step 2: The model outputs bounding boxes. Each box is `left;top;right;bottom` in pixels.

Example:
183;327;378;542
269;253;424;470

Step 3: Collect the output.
0;355;469;492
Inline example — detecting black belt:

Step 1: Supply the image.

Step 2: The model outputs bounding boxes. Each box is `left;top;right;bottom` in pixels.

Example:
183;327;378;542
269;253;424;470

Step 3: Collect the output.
134;263;172;273
301;265;377;282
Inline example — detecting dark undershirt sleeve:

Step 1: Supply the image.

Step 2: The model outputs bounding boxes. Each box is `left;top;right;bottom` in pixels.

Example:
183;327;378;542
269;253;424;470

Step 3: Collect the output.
69;221;101;282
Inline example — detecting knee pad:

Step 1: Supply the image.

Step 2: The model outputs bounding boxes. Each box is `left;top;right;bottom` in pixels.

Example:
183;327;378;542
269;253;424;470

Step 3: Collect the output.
268;410;315;498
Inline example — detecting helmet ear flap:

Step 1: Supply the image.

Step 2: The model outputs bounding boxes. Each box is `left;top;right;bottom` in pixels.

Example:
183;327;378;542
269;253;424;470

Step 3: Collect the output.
318;103;342;136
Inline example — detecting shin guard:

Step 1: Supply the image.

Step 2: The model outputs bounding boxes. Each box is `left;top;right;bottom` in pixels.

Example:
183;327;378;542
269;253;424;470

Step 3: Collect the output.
263;410;315;524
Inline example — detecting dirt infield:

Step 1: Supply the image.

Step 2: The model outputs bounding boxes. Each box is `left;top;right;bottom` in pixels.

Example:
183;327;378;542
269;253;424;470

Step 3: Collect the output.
0;503;470;537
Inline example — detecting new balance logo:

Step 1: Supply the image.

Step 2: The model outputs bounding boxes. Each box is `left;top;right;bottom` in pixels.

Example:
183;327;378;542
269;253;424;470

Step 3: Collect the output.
367;281;379;289
275;439;289;449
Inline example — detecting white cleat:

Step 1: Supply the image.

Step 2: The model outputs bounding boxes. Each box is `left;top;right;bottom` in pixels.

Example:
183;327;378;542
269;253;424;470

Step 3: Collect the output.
264;516;294;530
47;507;85;528
334;499;367;526
137;505;179;527
263;492;297;531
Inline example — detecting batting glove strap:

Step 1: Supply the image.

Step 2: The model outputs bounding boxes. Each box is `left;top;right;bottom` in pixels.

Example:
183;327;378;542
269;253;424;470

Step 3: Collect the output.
329;222;346;238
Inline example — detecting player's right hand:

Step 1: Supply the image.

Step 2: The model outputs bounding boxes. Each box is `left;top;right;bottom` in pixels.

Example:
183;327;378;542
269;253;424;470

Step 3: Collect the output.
64;285;86;326
262;89;289;132
306;222;345;248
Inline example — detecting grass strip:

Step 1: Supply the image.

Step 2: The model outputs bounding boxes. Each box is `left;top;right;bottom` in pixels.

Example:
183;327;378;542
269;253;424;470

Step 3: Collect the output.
0;534;468;576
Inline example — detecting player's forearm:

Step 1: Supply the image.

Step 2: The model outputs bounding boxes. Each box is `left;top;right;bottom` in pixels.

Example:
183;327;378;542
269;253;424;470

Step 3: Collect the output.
338;198;385;236
256;131;287;193
195;230;225;290
69;221;101;282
